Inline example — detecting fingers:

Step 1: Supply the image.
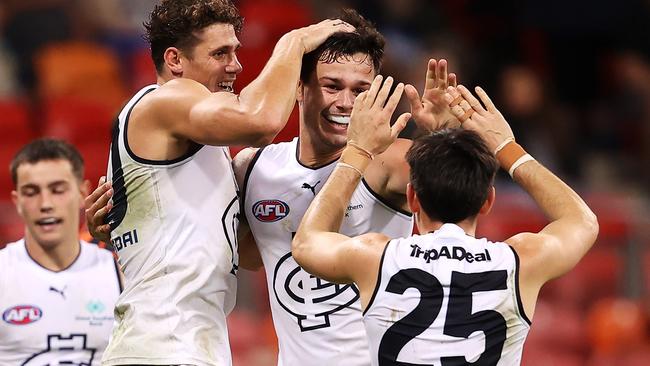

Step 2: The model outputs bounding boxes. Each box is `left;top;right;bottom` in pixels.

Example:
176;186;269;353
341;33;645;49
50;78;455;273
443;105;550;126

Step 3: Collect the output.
438;59;448;89
425;59;436;91
475;86;496;112
364;75;384;108
85;186;113;225
84;177;111;209
391;112;411;140
404;84;423;116
373;77;395;109
379;80;403;114
458;85;486;114
448;73;457;87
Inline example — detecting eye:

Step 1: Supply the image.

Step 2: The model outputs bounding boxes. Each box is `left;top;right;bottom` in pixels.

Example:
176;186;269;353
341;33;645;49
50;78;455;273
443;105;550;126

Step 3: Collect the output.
323;85;341;92
51;183;69;195
353;88;367;96
21;188;38;197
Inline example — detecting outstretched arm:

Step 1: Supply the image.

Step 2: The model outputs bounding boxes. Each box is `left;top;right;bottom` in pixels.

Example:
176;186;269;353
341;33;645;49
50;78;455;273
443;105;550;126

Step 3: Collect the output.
292;76;410;287
445;85;599;303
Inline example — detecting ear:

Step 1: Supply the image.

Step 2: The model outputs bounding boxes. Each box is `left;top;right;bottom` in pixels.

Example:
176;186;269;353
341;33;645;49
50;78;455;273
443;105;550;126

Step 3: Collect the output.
406;183;420;216
479;186;495;215
163;47;184;76
11;190;23;217
296;79;304;104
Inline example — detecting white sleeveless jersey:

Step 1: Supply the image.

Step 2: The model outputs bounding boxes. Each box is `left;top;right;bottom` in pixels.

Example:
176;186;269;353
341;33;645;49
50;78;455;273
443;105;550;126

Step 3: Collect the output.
103;85;240;366
0;240;120;365
243;138;413;366
363;224;531;366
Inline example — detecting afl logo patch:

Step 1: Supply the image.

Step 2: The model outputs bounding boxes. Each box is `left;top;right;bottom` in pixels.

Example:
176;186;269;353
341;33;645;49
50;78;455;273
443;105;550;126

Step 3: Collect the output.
253;200;290;222
3;305;43;325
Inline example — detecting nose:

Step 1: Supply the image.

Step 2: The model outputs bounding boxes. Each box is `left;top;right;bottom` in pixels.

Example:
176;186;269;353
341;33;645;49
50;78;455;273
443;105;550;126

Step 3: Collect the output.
39;192;54;213
335;89;355;113
226;53;243;75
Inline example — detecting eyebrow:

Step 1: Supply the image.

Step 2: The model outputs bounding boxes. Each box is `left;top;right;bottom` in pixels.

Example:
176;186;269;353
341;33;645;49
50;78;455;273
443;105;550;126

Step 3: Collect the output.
319;77;372;87
210;43;242;55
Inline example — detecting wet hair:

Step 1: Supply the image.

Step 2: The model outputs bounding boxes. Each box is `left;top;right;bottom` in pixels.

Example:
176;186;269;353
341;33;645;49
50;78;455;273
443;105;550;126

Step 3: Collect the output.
300;9;385;82
10;138;84;185
406;129;498;223
145;0;244;73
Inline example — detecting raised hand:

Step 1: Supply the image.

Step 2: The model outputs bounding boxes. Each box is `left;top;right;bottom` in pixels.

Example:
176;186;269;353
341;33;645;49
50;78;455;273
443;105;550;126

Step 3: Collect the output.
287;19;355;54
405;58;460;131
84;176;113;243
444;85;515;153
347;75;411;156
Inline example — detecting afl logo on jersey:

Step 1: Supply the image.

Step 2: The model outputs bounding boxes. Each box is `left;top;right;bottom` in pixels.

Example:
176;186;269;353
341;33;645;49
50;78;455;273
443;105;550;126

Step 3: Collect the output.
253;200;290;222
2;305;43;325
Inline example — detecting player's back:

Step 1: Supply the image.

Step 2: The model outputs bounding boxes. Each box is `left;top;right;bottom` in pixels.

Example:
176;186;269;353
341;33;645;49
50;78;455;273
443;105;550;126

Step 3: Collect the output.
364;223;531;366
102;85;240;366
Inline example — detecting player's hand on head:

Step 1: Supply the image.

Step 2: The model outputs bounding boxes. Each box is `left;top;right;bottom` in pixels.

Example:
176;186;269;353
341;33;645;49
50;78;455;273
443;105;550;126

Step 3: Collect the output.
84;176;113;243
288;18;355;54
444;85;515;152
347;75;411;156
405;59;461;131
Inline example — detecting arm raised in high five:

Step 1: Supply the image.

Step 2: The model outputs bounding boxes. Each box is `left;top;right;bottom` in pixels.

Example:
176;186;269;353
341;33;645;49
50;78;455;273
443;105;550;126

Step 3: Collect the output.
292;76;411;285
445;85;599;316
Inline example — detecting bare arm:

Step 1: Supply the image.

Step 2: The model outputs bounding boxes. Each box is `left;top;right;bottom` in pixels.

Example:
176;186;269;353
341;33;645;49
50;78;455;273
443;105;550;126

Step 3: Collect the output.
292;75;410;290
154;20;355;147
446;85;599;287
232;148;263;271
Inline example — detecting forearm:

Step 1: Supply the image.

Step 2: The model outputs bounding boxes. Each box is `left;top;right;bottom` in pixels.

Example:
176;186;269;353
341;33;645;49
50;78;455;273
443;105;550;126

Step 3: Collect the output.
296;147;370;239
237;35;304;140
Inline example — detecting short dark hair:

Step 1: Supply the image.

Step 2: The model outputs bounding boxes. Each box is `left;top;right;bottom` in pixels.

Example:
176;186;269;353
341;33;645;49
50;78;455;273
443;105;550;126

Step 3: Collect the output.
300;9;385;82
406;129;498;223
10;139;84;185
145;0;244;73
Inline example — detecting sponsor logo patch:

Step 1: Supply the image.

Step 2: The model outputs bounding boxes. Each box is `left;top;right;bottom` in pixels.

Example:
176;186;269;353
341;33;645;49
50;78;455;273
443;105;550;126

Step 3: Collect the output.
252;200;290;222
2;305;42;325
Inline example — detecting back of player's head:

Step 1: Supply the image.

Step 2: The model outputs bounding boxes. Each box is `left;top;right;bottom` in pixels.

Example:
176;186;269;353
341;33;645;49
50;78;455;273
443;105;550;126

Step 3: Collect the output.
300;9;385;82
145;0;243;73
10;138;84;185
406;129;498;223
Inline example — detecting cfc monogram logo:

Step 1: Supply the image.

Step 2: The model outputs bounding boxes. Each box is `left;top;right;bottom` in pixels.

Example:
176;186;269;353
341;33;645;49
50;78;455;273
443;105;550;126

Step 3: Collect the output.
273;252;359;331
23;334;96;365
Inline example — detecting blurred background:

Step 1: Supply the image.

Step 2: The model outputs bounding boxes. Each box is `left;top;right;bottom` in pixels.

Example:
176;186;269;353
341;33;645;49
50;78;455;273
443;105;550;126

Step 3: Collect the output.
0;0;649;364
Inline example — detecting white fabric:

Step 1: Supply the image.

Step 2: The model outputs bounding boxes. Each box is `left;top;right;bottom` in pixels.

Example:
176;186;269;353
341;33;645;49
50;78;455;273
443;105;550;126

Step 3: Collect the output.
102;85;239;366
244;138;413;366
0;240;120;365
363;224;530;365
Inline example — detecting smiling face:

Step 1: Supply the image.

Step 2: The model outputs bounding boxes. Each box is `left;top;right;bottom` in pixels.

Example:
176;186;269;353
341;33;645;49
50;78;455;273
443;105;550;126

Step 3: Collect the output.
12;159;85;250
180;22;242;93
298;53;376;151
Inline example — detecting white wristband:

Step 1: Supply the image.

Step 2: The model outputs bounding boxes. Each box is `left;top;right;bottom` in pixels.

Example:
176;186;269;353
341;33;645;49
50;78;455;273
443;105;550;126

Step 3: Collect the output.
508;154;535;177
494;137;515;155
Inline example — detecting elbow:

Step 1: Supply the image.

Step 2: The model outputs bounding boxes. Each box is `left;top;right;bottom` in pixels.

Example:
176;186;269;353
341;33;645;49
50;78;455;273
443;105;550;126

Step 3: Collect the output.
586;210;599;242
246;115;285;147
291;234;307;266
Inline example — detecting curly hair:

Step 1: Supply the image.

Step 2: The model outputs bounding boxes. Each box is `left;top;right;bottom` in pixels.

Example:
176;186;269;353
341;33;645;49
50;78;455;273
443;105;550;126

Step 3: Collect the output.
300;9;385;82
144;0;244;73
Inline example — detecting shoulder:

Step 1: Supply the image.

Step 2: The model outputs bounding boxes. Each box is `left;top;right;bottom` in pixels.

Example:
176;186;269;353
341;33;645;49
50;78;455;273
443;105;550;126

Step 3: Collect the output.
80;241;116;265
0;240;24;262
232;147;261;188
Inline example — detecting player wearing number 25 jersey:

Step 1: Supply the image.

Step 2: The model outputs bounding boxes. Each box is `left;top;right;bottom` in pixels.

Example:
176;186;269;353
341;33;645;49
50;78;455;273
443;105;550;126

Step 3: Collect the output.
293;83;598;365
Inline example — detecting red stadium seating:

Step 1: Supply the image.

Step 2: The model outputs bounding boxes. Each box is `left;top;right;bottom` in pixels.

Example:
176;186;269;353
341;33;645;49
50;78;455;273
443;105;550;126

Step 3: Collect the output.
41;97;116;146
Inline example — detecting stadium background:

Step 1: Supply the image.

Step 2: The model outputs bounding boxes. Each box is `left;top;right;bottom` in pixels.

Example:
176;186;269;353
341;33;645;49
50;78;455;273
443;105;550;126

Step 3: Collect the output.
0;0;648;364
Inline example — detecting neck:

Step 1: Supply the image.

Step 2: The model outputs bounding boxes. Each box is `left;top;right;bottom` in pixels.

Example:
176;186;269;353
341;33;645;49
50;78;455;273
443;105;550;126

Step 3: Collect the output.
417;215;478;237
297;126;345;168
24;232;80;272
